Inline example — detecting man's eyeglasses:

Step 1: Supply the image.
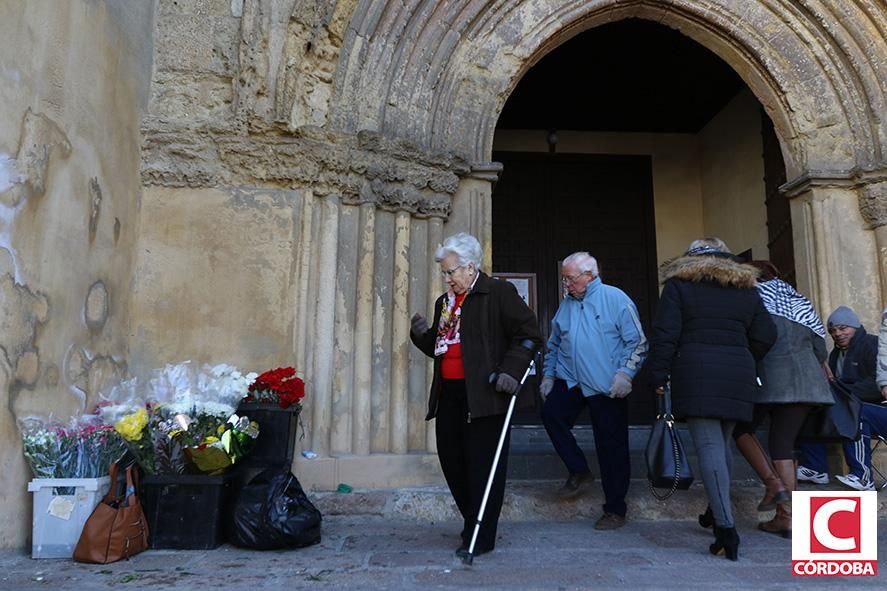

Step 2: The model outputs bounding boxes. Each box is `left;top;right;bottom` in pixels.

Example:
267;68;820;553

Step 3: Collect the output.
562;271;588;285
441;265;465;279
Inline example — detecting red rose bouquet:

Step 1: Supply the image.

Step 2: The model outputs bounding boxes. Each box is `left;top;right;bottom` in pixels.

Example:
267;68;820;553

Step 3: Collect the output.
244;367;305;409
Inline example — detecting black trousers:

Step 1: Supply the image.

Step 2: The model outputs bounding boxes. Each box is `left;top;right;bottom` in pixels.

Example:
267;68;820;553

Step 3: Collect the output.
541;379;630;516
436;379;510;551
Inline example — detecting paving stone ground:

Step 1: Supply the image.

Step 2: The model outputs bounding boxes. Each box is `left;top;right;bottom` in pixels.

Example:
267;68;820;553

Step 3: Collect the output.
2;514;885;590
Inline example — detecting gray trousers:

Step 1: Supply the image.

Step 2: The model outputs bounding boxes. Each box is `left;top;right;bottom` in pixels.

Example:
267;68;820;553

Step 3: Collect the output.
687;417;736;528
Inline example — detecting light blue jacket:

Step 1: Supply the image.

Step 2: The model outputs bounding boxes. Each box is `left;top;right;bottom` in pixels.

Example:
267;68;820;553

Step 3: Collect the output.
543;277;648;397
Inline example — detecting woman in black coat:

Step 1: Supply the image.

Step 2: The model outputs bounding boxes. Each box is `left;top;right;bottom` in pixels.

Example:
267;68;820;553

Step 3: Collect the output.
648;238;776;561
410;232;542;558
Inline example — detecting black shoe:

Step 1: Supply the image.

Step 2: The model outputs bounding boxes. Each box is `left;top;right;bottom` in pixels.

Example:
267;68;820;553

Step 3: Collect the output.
709;526;740;561
698;506;714;529
456;544;492;558
558;471;594;499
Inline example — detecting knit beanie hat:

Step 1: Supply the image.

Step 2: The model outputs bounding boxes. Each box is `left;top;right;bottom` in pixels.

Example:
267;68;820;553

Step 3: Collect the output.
827;305;861;329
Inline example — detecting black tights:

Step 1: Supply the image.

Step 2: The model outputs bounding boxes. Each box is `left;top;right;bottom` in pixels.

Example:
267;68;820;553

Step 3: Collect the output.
733;403;813;460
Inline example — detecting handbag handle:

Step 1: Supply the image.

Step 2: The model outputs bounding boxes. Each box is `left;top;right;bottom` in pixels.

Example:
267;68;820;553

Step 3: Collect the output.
649;386;684;501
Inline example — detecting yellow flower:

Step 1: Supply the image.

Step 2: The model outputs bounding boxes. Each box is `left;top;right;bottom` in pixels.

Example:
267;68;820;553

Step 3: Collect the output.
114;408;148;441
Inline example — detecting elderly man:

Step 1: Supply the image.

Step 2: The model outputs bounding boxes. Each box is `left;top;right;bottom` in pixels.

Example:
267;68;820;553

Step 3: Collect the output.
540;252;648;530
798;306;880;490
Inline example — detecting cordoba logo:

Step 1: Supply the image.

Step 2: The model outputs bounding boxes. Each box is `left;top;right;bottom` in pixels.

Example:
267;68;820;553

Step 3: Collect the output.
792;491;878;577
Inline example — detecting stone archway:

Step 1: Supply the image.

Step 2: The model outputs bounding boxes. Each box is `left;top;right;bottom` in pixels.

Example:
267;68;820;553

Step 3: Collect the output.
330;0;887;323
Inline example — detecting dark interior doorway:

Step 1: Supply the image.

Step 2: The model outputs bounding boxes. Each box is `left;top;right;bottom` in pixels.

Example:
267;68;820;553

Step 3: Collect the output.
492;18;795;426
492;152;658;425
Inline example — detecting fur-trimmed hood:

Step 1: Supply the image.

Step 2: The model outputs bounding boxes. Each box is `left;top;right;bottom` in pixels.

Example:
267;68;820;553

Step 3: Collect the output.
660;254;759;289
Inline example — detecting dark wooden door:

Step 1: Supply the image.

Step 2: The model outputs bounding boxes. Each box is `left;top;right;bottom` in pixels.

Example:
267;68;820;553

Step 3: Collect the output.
761;109;795;285
492;152;659;425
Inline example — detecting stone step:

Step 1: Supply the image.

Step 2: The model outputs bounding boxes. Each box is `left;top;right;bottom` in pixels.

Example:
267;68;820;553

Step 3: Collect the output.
506;425;759;480
311;479;887;524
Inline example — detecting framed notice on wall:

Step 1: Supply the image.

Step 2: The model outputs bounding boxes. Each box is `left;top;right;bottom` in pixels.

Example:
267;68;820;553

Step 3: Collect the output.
492;273;537;315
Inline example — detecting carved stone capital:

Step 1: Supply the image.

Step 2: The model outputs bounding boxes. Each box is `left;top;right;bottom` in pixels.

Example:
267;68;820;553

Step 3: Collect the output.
141;121;466;220
859;180;887;229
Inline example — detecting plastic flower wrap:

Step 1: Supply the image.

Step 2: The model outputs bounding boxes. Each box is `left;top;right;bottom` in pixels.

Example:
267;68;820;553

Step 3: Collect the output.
243;367;306;409
102;377;158;474
19;414;127;479
184;414;260;475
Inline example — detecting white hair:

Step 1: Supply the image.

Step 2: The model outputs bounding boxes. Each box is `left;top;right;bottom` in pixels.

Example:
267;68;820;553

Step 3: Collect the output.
435;232;483;268
562;252;599;278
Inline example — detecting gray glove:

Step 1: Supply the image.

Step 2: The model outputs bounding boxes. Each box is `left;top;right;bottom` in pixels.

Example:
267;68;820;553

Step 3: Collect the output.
495;373;519;394
610;371;633;398
540;376;555;401
411;313;429;336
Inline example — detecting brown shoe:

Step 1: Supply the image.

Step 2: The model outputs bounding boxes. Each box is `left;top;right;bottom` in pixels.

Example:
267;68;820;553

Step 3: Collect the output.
558;471;594;499
594;512;626;530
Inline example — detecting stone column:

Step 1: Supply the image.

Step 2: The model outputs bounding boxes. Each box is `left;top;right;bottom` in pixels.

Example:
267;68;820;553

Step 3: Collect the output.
788;184;881;326
310;194;340;456
352;203;375;456
389;210;411;453
292;191;315;377
447;176;494;270
408;217;429;451
425;217;444;453
331;203;359;454
858;179;887;307
371;210;395;452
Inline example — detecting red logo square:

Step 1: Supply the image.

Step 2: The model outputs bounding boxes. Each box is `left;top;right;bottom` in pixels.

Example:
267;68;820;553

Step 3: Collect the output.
809;496;861;554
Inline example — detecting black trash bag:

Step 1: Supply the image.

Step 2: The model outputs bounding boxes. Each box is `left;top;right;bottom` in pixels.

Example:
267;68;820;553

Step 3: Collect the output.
229;464;322;550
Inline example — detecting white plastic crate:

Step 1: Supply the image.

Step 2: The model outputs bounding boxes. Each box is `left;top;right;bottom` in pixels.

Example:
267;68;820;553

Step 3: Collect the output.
28;476;111;559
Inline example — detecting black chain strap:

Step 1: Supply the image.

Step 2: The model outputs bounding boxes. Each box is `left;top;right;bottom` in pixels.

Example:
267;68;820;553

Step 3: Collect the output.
648;418;682;501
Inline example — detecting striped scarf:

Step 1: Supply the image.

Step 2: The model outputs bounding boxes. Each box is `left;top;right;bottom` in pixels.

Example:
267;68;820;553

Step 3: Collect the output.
756;278;825;338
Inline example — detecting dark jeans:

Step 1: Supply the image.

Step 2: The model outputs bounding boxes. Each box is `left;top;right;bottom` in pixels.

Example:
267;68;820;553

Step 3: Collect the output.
436;379;510;551
541;379;630;516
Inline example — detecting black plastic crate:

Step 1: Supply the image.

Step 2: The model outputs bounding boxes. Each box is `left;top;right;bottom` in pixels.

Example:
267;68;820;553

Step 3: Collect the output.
141;473;232;549
237;403;300;465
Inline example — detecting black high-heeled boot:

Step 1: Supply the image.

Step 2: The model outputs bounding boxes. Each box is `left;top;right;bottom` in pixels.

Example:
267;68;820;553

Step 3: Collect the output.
709;526;740;561
698;506;714;529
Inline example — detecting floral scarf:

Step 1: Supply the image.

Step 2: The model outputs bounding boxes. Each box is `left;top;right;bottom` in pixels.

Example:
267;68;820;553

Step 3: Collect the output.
433;273;479;356
434;291;465;356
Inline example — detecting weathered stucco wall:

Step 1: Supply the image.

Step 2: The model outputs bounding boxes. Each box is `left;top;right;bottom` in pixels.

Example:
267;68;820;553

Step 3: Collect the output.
0;1;154;548
699;89;769;259
130;187;305;372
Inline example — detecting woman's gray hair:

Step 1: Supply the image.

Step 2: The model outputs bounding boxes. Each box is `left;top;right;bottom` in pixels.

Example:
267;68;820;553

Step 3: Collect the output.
435;232;483;268
562;252;599;278
686;237;730;256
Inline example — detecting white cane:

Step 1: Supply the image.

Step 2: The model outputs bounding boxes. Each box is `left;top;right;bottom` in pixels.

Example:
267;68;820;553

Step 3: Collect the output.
463;342;537;565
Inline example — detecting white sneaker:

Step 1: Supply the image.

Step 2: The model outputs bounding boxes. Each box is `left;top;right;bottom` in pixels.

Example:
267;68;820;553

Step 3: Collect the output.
797;465;830;484
835;473;875;491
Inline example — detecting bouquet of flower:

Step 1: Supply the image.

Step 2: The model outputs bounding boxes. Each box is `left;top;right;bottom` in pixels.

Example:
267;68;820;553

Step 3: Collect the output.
104;363;260;475
20;414;127;479
243;367;306;410
184;414;260;475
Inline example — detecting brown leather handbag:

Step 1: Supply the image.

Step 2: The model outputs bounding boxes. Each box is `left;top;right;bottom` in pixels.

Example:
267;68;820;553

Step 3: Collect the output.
73;463;149;563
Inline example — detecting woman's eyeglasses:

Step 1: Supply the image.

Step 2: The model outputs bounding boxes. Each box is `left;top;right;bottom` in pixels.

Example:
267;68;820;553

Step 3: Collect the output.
440;265;465;279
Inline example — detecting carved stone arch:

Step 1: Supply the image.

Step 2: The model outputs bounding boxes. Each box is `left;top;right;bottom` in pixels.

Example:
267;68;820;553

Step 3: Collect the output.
330;0;887;182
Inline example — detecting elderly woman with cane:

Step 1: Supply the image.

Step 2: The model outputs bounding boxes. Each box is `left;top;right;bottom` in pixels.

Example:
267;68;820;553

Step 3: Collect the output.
410;232;542;559
648;238;776;561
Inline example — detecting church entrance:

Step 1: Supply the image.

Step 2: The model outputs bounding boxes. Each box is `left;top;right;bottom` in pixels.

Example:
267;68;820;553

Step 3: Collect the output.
492;152;658;424
491;18;794;426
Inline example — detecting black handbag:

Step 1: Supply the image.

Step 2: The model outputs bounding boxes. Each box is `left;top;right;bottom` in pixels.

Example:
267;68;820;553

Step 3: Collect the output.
646;387;694;500
797;381;862;443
